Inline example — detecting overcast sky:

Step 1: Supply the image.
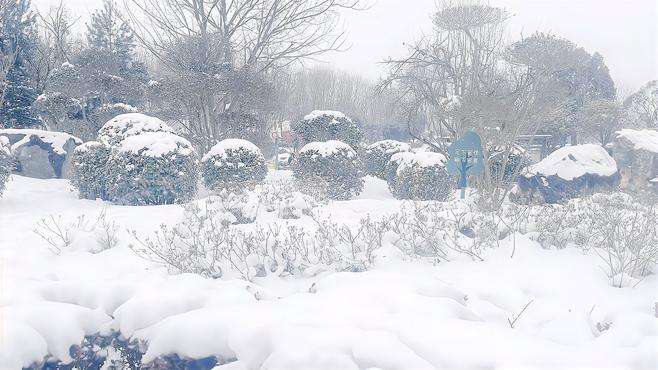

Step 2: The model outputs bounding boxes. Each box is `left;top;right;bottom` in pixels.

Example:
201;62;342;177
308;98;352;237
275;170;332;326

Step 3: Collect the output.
33;0;658;94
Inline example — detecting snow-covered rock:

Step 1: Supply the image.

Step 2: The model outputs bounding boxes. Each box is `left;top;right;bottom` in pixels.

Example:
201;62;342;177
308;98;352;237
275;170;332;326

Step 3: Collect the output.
97;113;175;146
516;144;619;203
0;128;82;179
614;129;658;191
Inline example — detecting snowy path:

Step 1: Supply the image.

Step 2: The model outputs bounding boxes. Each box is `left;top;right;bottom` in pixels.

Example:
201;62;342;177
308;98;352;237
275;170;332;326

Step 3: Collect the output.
1;175;656;369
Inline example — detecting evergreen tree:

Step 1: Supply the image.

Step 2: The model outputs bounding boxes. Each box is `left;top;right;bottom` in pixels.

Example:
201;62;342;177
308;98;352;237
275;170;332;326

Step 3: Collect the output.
80;0;147;106
0;0;40;128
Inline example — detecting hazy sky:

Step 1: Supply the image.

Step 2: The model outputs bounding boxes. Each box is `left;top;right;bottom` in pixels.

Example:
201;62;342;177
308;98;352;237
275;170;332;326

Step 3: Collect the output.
33;0;658;94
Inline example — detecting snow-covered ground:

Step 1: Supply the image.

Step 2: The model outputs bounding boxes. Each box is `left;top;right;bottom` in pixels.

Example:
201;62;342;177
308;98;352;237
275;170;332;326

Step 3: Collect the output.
1;173;656;369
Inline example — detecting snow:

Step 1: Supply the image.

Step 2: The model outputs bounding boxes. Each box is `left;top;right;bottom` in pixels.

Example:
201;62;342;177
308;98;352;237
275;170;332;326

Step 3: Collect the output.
117;132;195;158
396;151;447;174
303;110;348;121
366;140;411;154
0;129;82;155
1;173;656;369
73;141;105;154
98;113;175;144
0;136;10;156
202;139;263;162
616;129;658;154
299;140;355;157
524;144;618;180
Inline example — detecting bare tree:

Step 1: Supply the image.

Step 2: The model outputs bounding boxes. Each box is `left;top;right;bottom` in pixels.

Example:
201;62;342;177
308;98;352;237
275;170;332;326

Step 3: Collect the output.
379;0;551;208
30;1;78;91
124;0;365;149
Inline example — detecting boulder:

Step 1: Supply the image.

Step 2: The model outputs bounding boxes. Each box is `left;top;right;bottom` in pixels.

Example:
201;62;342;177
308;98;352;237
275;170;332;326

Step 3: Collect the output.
0;129;82;179
613;129;658;192
514;144;619;204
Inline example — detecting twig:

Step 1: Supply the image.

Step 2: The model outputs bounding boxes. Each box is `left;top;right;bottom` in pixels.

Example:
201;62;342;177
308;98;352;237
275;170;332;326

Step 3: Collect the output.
507;299;534;328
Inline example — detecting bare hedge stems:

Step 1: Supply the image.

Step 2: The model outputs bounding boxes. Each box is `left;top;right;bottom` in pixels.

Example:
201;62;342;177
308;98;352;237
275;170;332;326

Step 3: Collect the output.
534;192;658;287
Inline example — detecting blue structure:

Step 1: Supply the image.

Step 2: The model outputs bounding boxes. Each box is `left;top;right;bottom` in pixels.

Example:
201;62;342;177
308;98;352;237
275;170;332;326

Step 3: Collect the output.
447;131;485;199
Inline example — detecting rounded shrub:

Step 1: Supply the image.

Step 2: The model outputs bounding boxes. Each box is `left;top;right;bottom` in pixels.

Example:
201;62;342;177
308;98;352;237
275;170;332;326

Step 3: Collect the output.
384;151;416;186
70;141;111;200
293;140;364;200
106;132;199;205
202;138;267;191
293;110;362;148
391;152;453;201
98;113;175;146
363;139;411;179
0;137;13;197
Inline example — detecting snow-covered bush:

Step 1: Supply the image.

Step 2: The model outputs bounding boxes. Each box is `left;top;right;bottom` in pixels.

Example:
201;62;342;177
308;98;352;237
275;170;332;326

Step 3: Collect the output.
97;113;175;146
515;144;619;204
363;139;411;179
384;151;415;185
201;139;267;191
293;110;362;148
33;212;119;254
387;200;530;261
293;140;364;200
106;132;199;205
390;152;453;201
0;137;12;196
130;201;389;280
534;192;657;287
70;141;111;200
488;144;531;183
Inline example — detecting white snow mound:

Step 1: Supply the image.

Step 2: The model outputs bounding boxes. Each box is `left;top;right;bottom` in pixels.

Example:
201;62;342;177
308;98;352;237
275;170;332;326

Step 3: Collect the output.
525;144;617;180
303;110;348;121
300;140;355;157
366;140;411;154
202;139;263;162
396;151;447;174
98;113;175;144
117;132;194;158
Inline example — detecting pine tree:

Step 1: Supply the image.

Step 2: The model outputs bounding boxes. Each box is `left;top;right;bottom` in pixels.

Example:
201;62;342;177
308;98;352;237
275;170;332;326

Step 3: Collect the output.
0;0;41;128
79;0;147;106
86;0;136;71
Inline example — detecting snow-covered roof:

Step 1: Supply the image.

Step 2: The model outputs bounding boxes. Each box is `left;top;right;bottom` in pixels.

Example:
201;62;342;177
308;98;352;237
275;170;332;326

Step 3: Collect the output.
397;151;447;173
524;144;617;180
303;110;348;121
98;113;175;144
366;140;411;154
0;129;82;155
615;129;658;154
202;139;263;162
300;140;355;157
117;132;194;158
